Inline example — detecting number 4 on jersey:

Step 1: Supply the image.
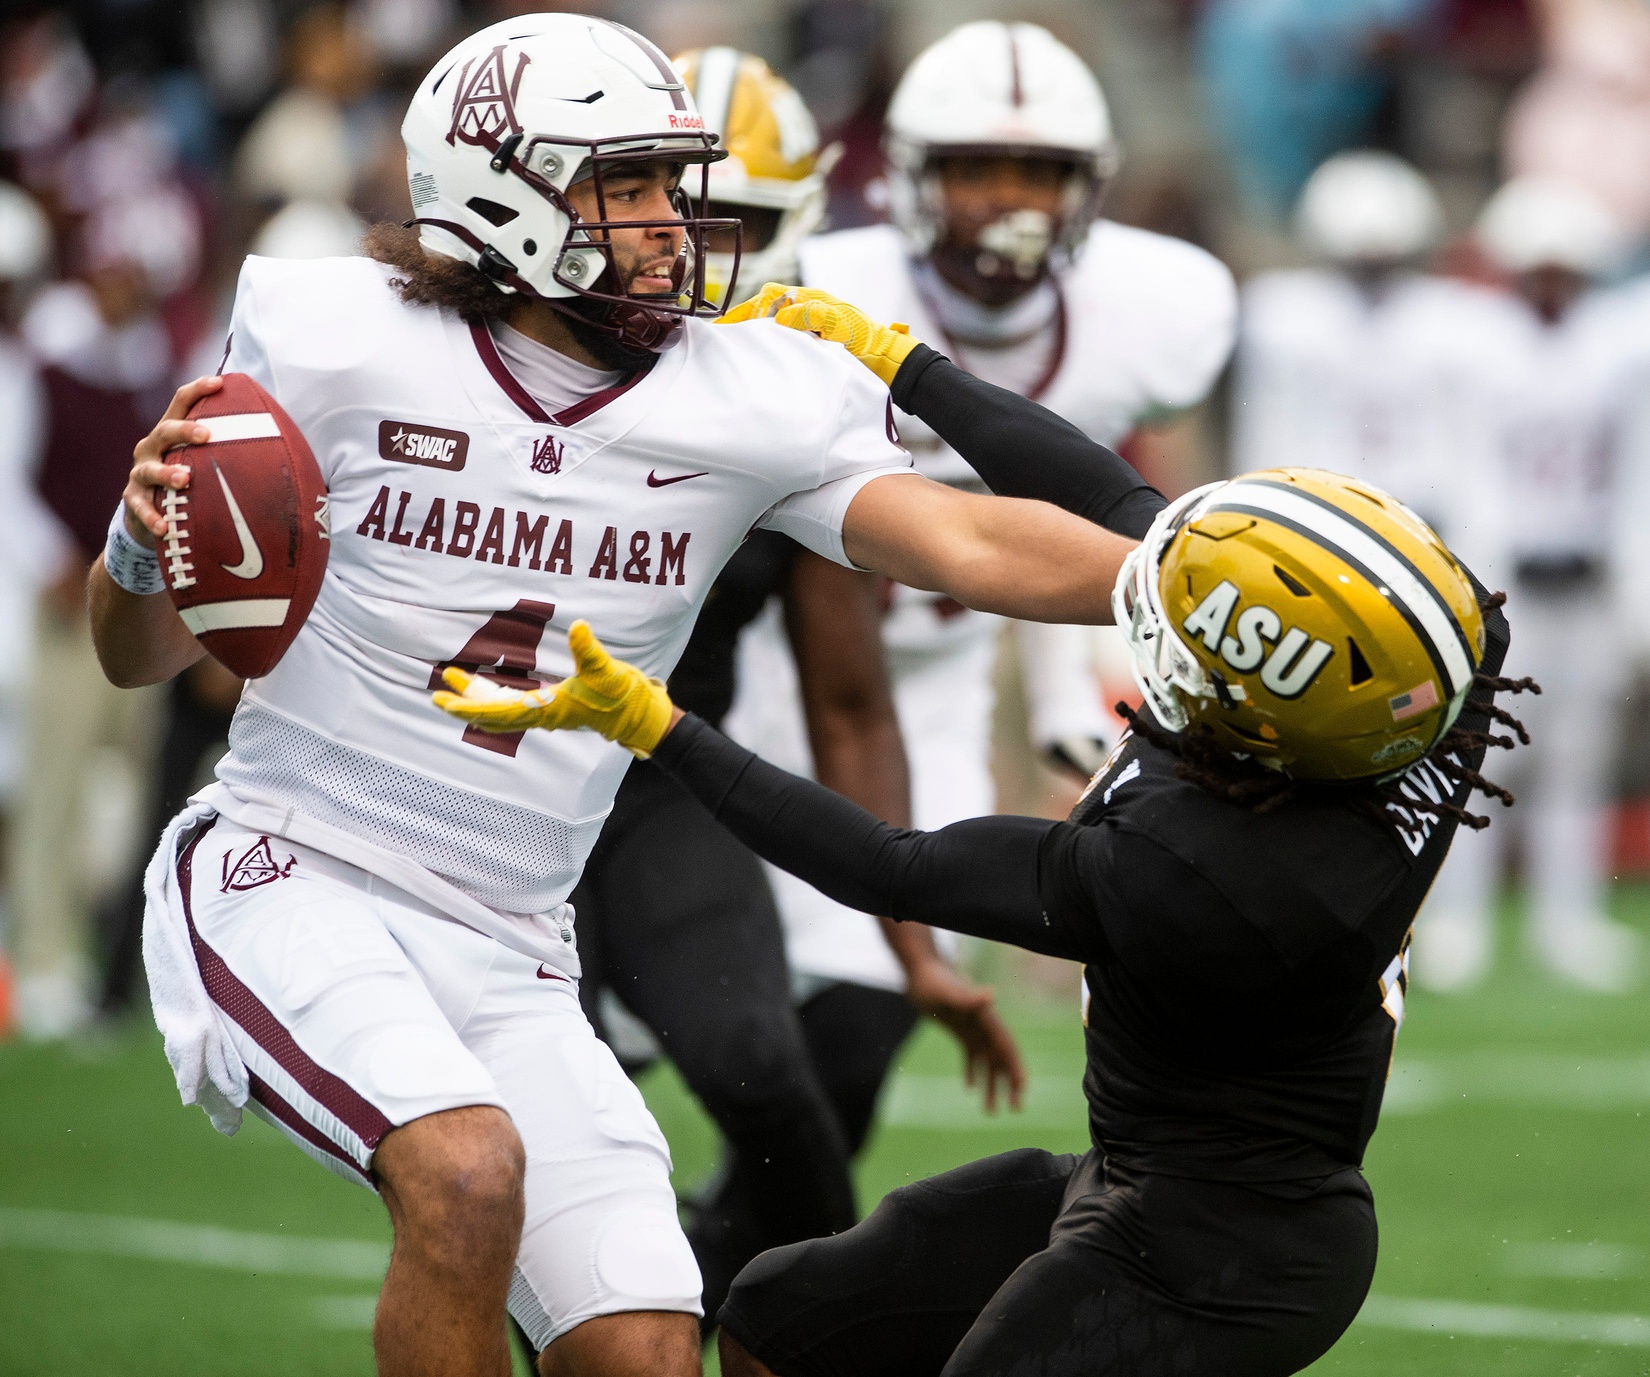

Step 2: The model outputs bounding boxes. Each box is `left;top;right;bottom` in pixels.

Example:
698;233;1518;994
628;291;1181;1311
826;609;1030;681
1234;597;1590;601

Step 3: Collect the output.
430;599;557;757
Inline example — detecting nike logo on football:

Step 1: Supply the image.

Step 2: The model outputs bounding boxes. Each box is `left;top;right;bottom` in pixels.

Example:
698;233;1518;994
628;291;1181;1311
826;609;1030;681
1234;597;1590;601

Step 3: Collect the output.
646;470;709;488
214;463;264;580
536;964;568;982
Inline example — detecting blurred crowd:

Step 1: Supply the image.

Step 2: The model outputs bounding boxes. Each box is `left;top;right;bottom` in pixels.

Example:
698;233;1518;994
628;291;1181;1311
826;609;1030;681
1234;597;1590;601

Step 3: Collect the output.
0;0;1648;1040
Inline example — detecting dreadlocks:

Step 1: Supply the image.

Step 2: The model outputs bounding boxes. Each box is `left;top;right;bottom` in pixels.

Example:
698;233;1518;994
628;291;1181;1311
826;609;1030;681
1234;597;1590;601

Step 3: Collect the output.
1117;591;1537;832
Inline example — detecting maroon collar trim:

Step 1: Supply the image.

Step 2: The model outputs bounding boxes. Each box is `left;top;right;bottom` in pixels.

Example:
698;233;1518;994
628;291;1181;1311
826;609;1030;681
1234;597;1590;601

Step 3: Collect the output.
468;319;654;428
918;277;1068;403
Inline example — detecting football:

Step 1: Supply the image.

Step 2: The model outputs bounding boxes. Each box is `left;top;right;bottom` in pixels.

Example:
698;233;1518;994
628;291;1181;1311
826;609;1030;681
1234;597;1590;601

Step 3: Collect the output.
156;372;330;679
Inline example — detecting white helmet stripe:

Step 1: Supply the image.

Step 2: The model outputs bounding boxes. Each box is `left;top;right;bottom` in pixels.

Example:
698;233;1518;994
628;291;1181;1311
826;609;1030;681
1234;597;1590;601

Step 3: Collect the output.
1201;484;1475;697
690;47;741;138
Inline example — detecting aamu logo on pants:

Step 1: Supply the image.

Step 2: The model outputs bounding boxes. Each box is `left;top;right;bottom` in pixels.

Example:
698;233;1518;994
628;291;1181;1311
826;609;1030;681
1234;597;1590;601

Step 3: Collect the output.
379;419;470;472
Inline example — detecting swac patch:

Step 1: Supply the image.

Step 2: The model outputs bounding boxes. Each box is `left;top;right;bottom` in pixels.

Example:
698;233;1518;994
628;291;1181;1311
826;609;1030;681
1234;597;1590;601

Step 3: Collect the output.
446;45;530;150
221;836;298;892
379;420;469;472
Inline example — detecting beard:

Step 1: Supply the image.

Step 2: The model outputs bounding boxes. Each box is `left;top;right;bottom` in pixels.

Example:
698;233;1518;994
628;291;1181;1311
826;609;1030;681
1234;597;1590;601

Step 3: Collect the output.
551;293;670;371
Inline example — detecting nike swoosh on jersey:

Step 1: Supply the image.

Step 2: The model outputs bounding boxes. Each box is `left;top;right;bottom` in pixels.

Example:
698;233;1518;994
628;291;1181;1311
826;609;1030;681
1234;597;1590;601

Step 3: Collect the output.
536;964;568;982
214;463;265;580
646;470;710;487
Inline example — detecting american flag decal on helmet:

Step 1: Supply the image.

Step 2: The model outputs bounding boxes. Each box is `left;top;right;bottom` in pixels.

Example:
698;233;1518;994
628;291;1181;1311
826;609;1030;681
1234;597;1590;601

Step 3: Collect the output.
1388;680;1439;722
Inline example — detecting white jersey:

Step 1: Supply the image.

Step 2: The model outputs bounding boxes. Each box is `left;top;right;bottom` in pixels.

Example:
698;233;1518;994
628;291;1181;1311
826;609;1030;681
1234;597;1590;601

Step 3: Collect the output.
1231;271;1511;557
727;222;1235;991
799;221;1236;666
1457;286;1641;577
204;255;911;973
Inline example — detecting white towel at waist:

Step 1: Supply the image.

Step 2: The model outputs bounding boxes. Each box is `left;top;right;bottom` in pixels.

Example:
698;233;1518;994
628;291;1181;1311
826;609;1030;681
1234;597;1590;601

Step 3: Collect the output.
141;802;248;1136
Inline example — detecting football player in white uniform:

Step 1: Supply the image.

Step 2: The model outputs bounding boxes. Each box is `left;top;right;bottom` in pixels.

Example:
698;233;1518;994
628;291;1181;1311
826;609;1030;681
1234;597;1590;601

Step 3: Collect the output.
727;21;1235;1064
88;16;1135;1377
1415;177;1644;993
1230;151;1502;553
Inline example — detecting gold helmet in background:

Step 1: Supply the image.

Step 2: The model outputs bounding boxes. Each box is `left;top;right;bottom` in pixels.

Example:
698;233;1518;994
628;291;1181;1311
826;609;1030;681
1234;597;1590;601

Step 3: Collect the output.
1116;469;1485;782
672;48;834;307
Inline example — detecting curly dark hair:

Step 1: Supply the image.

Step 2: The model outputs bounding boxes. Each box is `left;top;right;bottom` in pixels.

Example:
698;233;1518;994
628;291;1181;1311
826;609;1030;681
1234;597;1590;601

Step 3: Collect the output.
362;221;518;321
1118;592;1539;831
361;222;656;370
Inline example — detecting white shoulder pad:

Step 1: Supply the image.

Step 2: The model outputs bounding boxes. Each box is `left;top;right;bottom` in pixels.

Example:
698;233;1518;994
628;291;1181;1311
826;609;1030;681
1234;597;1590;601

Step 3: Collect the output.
226;255;444;429
1071;222;1238;413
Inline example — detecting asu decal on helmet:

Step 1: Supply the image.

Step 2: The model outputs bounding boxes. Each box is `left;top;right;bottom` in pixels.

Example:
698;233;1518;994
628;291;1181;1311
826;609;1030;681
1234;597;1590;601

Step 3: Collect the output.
672;48;831;307
1115;469;1485;782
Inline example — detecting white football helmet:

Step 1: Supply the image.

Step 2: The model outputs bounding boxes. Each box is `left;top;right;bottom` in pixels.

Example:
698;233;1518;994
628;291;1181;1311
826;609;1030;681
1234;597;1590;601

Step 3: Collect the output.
674;47;832;307
1295;151;1443;265
401;13;739;350
884;21;1119;279
1476;176;1627;278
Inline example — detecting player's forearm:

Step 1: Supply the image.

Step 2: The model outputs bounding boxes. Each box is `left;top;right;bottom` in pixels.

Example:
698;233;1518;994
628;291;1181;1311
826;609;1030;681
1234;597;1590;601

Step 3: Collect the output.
652;713;1079;958
890;345;1167;538
88;558;205;688
845;479;1134;626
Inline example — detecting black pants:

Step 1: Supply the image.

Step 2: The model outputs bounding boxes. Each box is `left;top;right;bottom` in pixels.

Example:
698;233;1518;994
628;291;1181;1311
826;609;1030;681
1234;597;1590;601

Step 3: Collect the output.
570;761;861;1323
722;1147;1378;1377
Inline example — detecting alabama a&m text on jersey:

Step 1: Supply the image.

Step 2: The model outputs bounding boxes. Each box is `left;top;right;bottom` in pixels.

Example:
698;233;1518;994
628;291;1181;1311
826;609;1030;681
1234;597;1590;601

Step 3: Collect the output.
199;255;911;974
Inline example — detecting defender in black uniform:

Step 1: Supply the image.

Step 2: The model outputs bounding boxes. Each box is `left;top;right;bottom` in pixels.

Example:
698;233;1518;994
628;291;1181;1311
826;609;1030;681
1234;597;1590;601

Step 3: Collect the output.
444;316;1532;1375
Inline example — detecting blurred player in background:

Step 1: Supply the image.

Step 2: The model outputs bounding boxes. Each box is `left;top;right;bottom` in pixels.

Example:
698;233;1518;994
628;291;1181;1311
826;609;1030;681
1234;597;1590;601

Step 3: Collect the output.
1418;176;1644;992
0;181;55;1035
729;20;1236;1122
569;47;1022;1332
11;192;190;1039
1231;150;1493;549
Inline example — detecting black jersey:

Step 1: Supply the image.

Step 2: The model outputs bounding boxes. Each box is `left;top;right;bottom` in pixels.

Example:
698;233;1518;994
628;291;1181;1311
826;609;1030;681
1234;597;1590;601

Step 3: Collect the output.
1045;729;1455;1181
666;530;797;727
653;591;1507;1185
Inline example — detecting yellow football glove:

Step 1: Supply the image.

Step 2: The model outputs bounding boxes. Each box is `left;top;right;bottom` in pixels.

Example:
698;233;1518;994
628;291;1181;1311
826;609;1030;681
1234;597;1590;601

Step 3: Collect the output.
718;283;919;387
432;620;675;758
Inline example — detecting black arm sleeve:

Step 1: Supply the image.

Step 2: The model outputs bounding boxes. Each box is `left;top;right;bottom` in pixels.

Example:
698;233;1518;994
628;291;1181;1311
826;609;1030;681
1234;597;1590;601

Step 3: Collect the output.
651;713;1085;960
890;344;1168;539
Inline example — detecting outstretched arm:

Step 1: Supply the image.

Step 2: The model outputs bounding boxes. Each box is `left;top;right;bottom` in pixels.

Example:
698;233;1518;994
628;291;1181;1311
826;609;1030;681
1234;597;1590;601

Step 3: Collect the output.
840;473;1136;626
654;712;1080;961
889;345;1167;539
433;625;1079;959
722;286;1168;538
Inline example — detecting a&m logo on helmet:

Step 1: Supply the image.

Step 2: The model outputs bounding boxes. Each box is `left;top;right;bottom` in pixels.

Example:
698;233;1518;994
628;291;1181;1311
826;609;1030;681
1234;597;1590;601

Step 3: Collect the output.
447;44;530;149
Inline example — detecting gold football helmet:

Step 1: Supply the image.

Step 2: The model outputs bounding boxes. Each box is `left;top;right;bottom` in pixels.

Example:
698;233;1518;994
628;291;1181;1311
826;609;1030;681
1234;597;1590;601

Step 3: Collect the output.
673;48;834;307
1115;469;1485;782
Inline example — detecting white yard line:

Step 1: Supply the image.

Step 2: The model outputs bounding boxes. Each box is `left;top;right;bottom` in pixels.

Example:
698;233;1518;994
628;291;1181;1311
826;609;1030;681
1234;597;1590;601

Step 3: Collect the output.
310;1295;379;1328
0;1206;387;1280
1356;1295;1650;1347
6;1205;1649;1348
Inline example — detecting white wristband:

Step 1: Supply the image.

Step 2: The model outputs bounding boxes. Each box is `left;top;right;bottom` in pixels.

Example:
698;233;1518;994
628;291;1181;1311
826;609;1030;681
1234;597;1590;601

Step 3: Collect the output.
104;504;166;596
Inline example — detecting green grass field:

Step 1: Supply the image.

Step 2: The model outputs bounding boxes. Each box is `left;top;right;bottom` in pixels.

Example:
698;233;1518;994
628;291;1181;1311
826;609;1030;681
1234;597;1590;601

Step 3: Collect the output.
3;888;1648;1375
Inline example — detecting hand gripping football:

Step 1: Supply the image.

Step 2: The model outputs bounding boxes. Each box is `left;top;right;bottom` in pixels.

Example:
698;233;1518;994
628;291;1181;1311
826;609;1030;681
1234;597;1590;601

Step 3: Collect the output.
156;373;330;678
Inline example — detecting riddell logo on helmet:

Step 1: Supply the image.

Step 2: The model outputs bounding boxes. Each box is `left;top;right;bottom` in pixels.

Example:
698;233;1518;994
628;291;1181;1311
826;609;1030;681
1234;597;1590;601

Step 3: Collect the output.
1181;580;1335;701
447;44;530;149
668;114;705;129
